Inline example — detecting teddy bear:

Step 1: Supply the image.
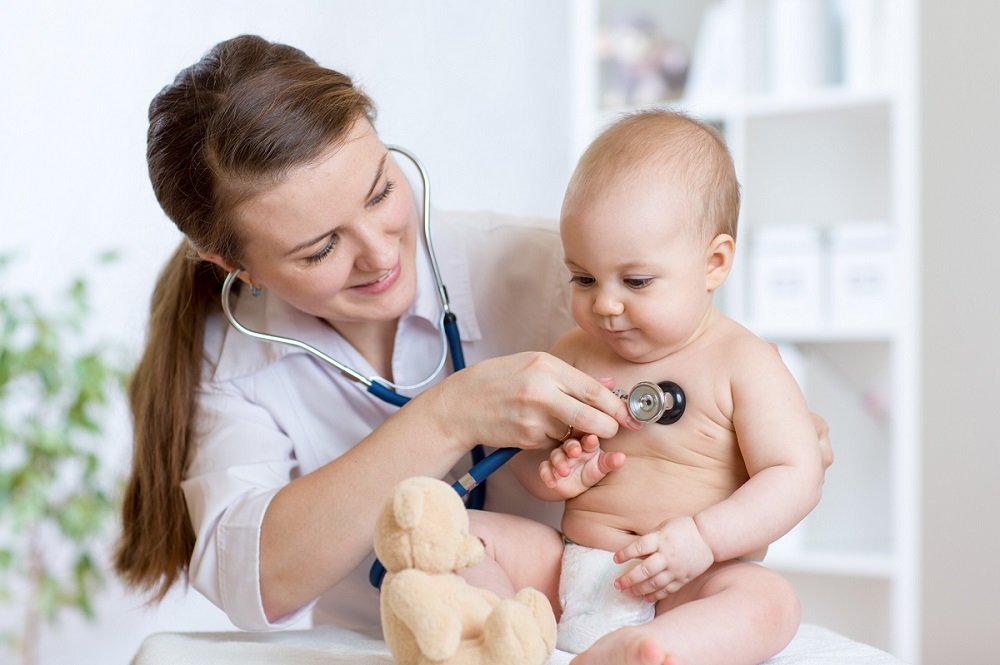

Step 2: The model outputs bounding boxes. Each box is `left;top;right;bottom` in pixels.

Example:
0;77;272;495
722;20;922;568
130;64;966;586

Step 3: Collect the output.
373;476;557;665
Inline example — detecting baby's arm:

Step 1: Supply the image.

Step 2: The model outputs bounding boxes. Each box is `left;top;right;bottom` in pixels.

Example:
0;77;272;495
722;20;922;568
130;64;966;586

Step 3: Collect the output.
615;338;823;600
693;340;824;558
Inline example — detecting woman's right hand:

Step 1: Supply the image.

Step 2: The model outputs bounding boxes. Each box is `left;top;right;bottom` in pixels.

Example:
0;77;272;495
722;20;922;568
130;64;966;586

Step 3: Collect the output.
433;351;640;451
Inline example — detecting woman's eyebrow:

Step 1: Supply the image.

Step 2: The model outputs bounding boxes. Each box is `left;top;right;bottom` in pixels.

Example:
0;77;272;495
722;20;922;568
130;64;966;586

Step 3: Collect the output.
284;153;390;257
365;153;388;199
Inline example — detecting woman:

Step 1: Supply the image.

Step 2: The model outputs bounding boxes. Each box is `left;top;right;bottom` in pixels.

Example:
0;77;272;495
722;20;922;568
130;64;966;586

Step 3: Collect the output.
114;34;831;639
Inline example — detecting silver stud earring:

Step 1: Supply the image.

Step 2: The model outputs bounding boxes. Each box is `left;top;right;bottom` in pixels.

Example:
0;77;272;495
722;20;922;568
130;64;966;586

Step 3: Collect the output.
250;284;262;297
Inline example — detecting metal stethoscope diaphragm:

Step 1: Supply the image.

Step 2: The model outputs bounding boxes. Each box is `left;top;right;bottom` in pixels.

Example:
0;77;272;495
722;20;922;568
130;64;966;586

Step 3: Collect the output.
613;380;686;425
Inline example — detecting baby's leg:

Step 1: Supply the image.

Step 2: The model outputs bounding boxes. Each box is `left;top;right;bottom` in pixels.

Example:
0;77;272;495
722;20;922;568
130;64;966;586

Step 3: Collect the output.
464;510;563;615
571;561;799;665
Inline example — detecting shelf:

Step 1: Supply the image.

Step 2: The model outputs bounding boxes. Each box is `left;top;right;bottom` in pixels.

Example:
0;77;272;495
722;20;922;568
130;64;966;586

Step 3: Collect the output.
739;86;893;118
576;1;918;658
742;323;896;344
764;550;897;579
591;86;893;125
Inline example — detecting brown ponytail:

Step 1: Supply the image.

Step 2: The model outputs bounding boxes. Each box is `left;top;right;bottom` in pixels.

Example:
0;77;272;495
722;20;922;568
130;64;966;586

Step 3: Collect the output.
113;35;375;599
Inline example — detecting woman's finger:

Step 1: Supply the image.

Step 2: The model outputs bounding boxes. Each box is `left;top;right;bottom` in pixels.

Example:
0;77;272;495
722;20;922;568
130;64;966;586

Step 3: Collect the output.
551;362;641;437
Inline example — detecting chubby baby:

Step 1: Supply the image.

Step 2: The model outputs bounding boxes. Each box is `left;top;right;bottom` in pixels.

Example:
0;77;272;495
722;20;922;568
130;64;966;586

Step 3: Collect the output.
510;109;824;665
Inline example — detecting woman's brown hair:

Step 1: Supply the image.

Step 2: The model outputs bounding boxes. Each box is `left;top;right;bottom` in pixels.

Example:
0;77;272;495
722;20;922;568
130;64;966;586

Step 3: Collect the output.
113;35;375;600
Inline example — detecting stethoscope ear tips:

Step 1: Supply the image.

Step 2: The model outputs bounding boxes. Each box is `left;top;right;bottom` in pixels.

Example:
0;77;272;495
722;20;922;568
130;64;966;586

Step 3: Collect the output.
622;380;686;425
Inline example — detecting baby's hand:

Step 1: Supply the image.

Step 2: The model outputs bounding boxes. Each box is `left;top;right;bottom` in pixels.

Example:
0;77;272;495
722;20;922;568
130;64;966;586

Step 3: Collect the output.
539;433;625;499
612;516;715;602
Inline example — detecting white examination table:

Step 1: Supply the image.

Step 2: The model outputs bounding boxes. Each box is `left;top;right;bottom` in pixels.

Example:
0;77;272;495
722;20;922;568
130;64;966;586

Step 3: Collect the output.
132;623;905;664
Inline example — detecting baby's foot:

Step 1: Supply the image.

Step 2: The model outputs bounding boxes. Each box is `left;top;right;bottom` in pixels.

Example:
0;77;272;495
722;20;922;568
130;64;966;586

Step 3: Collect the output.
568;629;677;665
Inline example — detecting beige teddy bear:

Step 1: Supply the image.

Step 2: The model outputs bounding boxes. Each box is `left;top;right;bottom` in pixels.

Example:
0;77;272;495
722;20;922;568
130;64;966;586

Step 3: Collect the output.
373;476;557;665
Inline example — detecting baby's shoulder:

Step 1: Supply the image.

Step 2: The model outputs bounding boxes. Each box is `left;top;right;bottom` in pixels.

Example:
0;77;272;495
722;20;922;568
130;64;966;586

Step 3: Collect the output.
708;316;784;374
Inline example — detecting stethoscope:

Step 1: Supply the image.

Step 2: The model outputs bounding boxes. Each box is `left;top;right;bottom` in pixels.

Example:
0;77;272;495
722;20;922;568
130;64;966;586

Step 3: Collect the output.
218;145;687;588
220;145;501;514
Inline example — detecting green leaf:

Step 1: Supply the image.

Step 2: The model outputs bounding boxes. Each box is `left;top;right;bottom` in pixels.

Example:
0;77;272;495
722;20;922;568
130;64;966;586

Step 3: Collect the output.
0;253;130;633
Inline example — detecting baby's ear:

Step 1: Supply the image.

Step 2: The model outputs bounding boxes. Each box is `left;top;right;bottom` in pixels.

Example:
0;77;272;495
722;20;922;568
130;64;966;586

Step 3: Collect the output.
705;233;735;292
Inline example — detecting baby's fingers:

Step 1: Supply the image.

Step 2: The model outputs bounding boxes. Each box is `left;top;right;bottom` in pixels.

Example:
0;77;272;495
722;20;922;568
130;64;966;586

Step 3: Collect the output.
643;580;686;602
578;433;601;454
598;450;626;475
561;438;584;459
539;461;560;488
613;533;659;565
548;445;575;477
614;552;667;591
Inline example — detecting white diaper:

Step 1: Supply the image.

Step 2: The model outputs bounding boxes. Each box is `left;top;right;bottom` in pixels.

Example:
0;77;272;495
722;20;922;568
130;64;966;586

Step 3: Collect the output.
556;542;655;654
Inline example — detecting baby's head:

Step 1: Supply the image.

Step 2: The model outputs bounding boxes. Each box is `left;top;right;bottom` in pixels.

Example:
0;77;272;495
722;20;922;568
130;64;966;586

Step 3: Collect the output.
562;109;739;244
560;110;740;362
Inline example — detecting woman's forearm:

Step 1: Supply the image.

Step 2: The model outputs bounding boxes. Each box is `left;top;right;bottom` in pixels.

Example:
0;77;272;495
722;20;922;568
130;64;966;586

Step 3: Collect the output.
259;389;468;621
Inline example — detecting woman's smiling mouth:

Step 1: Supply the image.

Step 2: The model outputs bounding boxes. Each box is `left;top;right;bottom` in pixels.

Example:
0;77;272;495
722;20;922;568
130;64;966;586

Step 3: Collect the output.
351;261;401;295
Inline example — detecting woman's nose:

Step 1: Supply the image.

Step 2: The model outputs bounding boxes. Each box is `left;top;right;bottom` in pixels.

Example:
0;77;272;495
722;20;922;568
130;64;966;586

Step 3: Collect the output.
353;226;396;272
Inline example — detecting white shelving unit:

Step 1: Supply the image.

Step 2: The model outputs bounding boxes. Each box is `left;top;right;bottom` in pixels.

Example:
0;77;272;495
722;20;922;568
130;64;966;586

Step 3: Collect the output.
571;1;918;661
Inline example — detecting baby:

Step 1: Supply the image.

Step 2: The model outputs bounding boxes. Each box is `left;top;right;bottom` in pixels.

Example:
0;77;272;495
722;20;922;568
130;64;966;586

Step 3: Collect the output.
511;109;824;665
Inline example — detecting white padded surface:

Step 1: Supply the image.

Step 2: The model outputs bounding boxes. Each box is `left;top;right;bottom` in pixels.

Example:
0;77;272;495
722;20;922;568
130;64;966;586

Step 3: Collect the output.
132;623;905;664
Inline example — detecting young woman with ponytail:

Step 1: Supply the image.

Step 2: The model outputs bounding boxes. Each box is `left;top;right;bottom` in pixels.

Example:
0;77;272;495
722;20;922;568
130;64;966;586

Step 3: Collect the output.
114;34;640;632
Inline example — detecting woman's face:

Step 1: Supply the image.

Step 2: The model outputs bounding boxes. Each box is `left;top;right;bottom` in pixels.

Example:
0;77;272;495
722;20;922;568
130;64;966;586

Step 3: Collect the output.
235;118;419;329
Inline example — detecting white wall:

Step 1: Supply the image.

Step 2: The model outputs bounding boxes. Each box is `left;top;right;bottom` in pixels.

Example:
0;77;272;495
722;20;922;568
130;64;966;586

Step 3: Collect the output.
0;2;573;662
919;2;1000;662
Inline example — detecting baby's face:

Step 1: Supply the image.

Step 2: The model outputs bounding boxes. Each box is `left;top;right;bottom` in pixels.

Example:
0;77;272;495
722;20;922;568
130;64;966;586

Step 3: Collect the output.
560;172;716;363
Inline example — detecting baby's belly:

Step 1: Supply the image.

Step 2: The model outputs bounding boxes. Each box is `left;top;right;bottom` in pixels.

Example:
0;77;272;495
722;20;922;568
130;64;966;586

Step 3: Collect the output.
562;458;741;552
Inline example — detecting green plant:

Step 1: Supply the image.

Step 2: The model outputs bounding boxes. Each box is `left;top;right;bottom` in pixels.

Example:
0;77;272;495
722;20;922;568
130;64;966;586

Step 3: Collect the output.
0;254;130;665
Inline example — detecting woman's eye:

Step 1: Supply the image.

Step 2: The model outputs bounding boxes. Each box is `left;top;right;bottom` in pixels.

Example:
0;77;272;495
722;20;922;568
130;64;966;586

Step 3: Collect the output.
624;277;653;289
305;235;337;265
570;275;595;287
368;179;396;207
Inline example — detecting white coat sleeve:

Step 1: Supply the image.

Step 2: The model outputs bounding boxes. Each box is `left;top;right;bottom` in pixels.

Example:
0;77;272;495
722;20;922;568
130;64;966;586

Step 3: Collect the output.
181;380;315;631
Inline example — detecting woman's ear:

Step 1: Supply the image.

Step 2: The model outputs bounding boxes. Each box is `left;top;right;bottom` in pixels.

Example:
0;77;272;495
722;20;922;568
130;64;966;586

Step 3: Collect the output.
705;233;735;292
197;251;251;286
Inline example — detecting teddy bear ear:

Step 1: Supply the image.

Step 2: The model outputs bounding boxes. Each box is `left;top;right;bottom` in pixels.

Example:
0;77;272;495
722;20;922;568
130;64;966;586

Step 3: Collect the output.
393;479;426;530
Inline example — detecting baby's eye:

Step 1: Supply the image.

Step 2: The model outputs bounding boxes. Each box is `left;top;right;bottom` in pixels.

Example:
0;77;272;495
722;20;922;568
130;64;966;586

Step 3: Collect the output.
624;277;653;289
569;275;595;287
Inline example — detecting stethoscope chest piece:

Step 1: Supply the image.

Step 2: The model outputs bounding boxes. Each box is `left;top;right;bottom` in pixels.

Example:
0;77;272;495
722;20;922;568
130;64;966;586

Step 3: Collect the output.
616;380;686;425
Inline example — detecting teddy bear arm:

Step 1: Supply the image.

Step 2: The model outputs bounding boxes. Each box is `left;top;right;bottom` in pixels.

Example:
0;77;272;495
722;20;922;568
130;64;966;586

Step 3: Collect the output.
386;570;463;660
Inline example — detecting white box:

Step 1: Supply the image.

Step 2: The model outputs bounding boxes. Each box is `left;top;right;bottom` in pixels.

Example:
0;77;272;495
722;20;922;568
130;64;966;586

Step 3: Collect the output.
748;226;825;329
766;0;834;93
828;223;895;329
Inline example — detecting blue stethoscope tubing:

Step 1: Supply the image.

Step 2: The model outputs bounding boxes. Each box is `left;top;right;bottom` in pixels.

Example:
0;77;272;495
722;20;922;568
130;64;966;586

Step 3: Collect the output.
217;145;517;586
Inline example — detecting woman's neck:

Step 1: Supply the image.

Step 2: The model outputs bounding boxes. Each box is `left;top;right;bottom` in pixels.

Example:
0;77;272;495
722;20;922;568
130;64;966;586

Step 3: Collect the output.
327;318;398;381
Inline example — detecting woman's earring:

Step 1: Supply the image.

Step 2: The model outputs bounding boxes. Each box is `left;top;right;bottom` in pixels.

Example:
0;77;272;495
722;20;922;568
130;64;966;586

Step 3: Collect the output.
250;284;262;297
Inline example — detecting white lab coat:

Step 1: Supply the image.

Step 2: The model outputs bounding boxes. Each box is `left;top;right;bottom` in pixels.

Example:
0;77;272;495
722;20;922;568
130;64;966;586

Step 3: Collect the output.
181;209;573;634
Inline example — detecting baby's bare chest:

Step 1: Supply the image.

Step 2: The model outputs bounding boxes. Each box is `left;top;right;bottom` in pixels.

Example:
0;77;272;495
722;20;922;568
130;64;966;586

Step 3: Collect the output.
567;348;748;528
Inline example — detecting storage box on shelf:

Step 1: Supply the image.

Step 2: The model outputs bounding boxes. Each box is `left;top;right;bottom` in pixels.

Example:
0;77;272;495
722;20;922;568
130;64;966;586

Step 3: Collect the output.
572;0;916;660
